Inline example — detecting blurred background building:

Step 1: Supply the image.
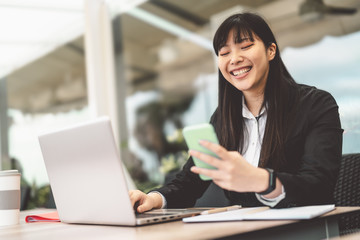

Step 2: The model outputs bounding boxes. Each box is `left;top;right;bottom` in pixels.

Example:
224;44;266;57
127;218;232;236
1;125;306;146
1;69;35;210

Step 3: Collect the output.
0;0;359;208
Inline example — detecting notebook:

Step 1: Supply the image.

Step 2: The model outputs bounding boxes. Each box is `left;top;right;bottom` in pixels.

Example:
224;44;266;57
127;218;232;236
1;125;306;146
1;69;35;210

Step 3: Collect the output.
38;116;203;226
183;204;335;223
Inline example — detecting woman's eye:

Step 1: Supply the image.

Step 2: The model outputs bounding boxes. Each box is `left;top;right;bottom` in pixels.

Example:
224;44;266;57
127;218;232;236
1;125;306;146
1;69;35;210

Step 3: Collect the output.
242;44;254;49
219;52;229;56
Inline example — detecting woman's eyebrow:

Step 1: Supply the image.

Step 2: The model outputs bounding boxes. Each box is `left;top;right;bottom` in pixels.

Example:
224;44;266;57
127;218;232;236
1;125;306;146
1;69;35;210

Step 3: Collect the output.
219;44;229;50
219;37;253;51
236;37;252;43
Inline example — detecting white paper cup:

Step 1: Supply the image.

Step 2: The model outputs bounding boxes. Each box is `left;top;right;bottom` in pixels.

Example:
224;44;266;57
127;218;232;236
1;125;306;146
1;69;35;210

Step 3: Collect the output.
0;170;21;227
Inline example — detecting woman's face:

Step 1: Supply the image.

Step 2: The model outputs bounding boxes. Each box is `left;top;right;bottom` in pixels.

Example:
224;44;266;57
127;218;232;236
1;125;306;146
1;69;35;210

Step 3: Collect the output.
218;29;276;97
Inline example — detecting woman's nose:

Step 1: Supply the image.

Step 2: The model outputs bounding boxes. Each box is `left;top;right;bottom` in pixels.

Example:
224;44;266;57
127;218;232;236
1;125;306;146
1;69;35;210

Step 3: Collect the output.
230;52;244;65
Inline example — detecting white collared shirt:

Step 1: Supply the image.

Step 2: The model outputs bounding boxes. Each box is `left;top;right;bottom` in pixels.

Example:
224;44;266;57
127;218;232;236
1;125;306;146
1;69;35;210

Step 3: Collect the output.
241;99;267;167
241;98;285;207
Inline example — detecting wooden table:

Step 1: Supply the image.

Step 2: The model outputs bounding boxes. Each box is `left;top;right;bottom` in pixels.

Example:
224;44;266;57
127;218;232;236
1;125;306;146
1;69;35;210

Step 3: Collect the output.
0;207;359;240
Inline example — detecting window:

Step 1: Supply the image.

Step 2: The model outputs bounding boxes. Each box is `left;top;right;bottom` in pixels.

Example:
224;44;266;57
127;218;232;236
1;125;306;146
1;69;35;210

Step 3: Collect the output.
282;32;360;154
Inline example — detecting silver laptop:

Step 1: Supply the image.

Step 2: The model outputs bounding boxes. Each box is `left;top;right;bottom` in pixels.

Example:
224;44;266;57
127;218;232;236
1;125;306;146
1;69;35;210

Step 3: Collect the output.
38;116;203;226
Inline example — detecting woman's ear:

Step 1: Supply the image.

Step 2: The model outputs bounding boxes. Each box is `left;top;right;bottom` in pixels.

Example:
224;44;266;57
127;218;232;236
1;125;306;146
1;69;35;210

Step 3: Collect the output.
267;43;276;61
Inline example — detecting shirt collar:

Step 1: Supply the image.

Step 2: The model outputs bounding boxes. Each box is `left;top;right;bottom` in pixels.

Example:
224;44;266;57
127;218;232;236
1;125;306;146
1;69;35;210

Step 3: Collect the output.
242;95;266;120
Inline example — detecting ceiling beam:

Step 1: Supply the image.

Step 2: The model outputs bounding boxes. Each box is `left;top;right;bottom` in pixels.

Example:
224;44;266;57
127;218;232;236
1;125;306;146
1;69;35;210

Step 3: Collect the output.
149;0;208;26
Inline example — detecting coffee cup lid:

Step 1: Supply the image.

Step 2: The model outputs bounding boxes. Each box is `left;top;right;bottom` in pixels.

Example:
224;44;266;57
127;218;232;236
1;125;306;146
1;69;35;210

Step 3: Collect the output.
0;170;20;176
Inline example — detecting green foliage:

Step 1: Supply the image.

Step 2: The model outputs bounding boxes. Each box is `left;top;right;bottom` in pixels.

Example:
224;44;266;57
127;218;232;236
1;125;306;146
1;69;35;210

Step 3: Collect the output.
160;151;188;174
26;182;52;209
134;180;161;193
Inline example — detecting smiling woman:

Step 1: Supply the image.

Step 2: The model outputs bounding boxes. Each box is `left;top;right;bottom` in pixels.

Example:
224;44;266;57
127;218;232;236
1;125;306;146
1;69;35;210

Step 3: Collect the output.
129;12;343;212
217;32;275;112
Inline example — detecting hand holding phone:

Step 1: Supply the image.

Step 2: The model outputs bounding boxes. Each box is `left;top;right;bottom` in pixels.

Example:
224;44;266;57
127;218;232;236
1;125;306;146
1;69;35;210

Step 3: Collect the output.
182;123;219;181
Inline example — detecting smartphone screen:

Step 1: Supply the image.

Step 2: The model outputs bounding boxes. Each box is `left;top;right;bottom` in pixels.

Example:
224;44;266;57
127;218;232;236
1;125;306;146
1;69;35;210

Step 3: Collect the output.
182;123;219;181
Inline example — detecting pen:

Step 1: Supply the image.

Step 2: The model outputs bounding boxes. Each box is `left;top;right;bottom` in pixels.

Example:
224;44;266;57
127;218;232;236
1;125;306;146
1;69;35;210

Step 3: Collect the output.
200;205;242;215
243;206;270;215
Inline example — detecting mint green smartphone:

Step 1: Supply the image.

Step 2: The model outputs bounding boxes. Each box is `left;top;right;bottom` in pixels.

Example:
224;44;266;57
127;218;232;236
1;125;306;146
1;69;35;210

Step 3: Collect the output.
182;123;219;181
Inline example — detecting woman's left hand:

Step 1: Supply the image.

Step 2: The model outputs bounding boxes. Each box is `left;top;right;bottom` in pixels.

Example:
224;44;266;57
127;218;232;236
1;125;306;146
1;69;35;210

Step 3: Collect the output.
190;140;268;193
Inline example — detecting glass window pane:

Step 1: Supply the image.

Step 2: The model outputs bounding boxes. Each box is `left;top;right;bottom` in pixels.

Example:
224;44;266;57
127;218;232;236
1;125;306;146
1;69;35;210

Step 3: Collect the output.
282;32;360;154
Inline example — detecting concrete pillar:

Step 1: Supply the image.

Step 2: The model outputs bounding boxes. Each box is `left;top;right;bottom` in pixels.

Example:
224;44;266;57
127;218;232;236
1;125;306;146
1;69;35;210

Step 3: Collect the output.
84;0;135;190
0;78;10;170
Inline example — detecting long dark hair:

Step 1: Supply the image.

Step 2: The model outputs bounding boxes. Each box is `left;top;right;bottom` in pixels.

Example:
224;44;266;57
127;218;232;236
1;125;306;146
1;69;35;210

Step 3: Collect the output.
211;12;298;170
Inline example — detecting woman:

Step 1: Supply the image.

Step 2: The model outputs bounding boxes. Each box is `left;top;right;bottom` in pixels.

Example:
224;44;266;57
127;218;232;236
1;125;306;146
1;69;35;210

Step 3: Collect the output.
129;12;343;212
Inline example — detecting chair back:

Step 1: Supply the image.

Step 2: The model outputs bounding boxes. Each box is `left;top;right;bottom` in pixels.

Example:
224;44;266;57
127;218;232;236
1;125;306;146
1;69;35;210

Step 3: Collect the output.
334;153;360;235
334;153;360;206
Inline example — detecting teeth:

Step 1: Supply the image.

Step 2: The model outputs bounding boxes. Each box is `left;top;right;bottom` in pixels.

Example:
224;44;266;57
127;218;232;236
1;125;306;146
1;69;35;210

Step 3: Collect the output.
232;67;251;76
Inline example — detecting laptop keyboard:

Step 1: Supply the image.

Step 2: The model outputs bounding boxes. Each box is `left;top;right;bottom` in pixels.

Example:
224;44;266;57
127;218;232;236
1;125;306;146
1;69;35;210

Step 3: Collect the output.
135;213;175;219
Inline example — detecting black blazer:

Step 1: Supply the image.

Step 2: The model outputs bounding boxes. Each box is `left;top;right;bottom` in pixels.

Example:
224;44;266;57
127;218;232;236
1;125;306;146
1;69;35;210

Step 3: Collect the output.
154;84;343;208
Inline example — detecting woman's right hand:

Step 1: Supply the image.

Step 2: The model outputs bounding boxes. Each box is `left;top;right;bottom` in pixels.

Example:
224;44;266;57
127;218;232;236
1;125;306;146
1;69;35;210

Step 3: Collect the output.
129;190;163;213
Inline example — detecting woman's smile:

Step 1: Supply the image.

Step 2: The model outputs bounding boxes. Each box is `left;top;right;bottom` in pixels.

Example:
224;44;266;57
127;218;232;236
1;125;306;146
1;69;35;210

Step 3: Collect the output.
230;66;252;78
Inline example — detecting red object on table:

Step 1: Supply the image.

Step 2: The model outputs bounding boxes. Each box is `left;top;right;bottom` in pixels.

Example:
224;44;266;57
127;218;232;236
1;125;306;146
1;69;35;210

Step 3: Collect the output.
25;211;60;223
